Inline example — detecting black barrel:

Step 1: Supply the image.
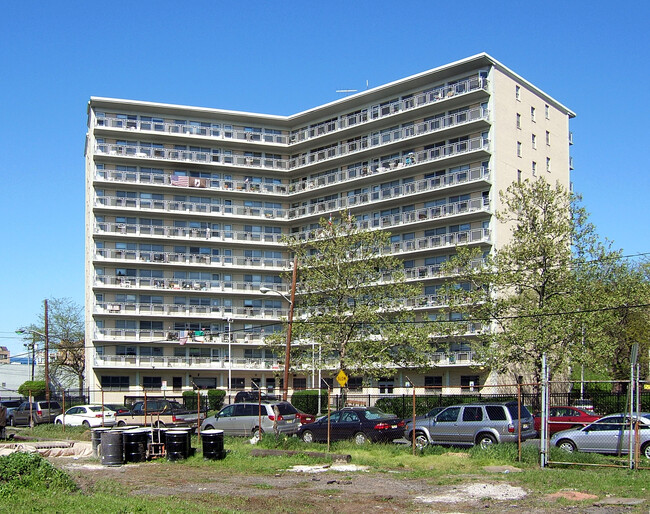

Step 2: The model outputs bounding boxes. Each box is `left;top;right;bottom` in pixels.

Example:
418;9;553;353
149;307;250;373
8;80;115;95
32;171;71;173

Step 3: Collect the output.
91;427;112;457
165;430;190;461
123;429;148;463
101;430;124;466
201;429;225;460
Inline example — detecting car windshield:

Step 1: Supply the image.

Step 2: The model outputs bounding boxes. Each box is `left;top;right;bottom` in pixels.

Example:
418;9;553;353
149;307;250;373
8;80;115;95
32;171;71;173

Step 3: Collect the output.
44;402;61;410
362;408;391;420
275;403;297;415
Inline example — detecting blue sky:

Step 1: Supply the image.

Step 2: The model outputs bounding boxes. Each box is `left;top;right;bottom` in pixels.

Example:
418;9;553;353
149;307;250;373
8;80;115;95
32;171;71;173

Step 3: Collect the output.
1;0;648;357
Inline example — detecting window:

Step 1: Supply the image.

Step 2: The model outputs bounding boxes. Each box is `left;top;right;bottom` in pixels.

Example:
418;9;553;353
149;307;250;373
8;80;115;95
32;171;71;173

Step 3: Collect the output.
462;406;484;422
461;375;479;391
378;377;394;394
485;406;507;421
546;157;551;172
531;134;537;149
437;407;460;422
516;141;522;157
293;377;307;390
545;104;550;119
546;130;550;146
424;376;442;388
100;376;129;389
516;113;521;129
515;85;521;101
532;161;537;176
143;377;162;390
531;106;536;122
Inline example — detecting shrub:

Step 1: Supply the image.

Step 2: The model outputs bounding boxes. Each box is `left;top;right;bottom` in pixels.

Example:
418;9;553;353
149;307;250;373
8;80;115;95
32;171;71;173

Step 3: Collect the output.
183;390;199;410
0;452;77;496
207;389;226;412
290;390;322;414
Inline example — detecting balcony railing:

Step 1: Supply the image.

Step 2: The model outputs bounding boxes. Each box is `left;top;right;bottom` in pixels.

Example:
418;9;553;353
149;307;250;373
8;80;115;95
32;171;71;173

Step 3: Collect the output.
94;328;266;343
95;302;287;319
94;112;489;173
95;248;289;269
429;350;478;366
289;108;489;170
94;275;285;295
296;202;490;242
93;354;281;370
95;75;488;149
94;223;284;244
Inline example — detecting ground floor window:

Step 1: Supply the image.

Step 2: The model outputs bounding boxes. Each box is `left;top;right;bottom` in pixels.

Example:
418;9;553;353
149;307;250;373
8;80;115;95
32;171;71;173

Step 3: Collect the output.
460;375;480;391
143;376;162;390
293;377;307;390
378;377;394;394
101;375;129;389
231;377;245;390
425;376;443;389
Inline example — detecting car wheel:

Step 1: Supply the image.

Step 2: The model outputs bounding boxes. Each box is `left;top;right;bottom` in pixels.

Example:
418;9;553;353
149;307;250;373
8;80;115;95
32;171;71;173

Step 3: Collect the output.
354;432;368;445
8;417;15;427
302;430;314;443
55;419;63;425
252;427;263;439
203;425;214;431
641;442;650;459
414;431;429;450
83;420;91;428
557;439;576;453
477;433;497;449
155;421;166;428
117;420;126;427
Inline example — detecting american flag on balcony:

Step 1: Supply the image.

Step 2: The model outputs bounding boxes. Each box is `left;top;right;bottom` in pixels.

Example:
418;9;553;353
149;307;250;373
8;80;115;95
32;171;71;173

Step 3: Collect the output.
171;175;189;187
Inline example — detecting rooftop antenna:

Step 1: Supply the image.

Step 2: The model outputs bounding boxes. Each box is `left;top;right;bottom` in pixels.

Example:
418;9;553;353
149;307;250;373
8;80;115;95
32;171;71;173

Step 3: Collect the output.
335;80;369;95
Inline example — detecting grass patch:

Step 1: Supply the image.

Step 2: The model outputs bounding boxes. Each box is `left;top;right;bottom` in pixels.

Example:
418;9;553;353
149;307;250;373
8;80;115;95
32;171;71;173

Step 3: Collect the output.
0;452;78;496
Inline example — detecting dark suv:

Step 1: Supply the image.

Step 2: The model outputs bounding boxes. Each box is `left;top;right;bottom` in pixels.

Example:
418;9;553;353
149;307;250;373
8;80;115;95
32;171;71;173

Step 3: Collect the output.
233;391;277;403
8;401;63;426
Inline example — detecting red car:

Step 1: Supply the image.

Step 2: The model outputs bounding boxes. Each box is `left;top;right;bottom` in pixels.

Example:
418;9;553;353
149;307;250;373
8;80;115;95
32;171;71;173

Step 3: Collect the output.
294;409;316;425
534;406;600;433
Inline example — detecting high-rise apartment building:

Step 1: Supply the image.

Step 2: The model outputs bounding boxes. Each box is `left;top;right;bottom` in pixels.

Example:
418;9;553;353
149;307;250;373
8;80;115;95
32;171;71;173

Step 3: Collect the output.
85;53;574;403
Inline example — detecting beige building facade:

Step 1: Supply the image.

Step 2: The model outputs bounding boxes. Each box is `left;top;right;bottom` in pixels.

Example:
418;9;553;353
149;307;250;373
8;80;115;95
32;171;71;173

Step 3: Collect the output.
84;53;574;403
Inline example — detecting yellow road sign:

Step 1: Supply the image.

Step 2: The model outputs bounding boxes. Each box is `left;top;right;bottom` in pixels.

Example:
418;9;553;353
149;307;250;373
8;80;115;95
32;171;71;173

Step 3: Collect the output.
336;370;348;387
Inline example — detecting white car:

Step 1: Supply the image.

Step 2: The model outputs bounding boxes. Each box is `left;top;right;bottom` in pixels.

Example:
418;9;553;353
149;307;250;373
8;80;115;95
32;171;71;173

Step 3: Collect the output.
54;405;116;428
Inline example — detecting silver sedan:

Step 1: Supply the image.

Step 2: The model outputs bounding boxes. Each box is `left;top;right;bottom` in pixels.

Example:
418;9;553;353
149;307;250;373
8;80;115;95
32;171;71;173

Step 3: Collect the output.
551;412;650;458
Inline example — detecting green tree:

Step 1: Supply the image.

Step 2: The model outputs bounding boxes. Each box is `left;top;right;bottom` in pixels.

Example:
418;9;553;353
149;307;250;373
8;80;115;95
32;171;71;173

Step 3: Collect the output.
444;178;616;390
18;298;85;392
267;211;432;392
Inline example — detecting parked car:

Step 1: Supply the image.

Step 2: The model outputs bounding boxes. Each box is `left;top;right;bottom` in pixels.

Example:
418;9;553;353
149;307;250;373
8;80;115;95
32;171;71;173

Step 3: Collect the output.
0;400;23;418
404;401;537;450
233;391;277;403
534;406;601;434
55;405;116;428
201;401;299;437
298;407;405;445
571;398;596;412
116;399;201;427
551;412;650;458
104;404;131;415
8;401;63;426
294;408;316;425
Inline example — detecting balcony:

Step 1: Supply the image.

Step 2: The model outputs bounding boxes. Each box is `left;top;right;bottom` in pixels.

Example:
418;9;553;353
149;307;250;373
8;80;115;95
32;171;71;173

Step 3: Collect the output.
93;354;281;371
93;275;286;296
296;200;491;241
429;350;478;366
289;108;489;171
94;196;287;220
95;248;289;269
95;143;290;171
95;301;288;319
290;75;488;144
94;327;266;343
94;223;284;244
94;110;488;174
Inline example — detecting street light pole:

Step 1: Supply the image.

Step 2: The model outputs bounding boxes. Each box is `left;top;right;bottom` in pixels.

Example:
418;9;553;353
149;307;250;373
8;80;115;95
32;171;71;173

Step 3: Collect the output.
226;317;233;398
44;300;50;406
260;255;298;402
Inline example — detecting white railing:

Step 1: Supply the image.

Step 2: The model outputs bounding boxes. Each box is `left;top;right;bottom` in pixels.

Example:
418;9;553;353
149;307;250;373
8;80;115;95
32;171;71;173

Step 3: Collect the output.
95;302;288;318
94;276;286;295
430;350;478;366
95;249;289;269
289;108;489;169
94;223;284;243
94;354;281;370
94;328;266;343
290;75;488;143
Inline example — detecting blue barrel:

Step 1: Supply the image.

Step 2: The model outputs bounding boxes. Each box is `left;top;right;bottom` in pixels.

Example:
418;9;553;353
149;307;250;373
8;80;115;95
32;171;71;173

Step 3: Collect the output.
201;429;225;460
101;430;124;466
165;430;190;461
123;429;148;463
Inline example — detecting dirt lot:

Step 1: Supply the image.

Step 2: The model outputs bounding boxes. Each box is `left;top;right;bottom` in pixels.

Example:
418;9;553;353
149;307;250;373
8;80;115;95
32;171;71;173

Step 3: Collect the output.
49;455;645;513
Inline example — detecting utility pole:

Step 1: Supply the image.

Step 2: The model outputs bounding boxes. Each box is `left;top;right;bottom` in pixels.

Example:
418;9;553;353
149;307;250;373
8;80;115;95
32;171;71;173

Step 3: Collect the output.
44;300;50;406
